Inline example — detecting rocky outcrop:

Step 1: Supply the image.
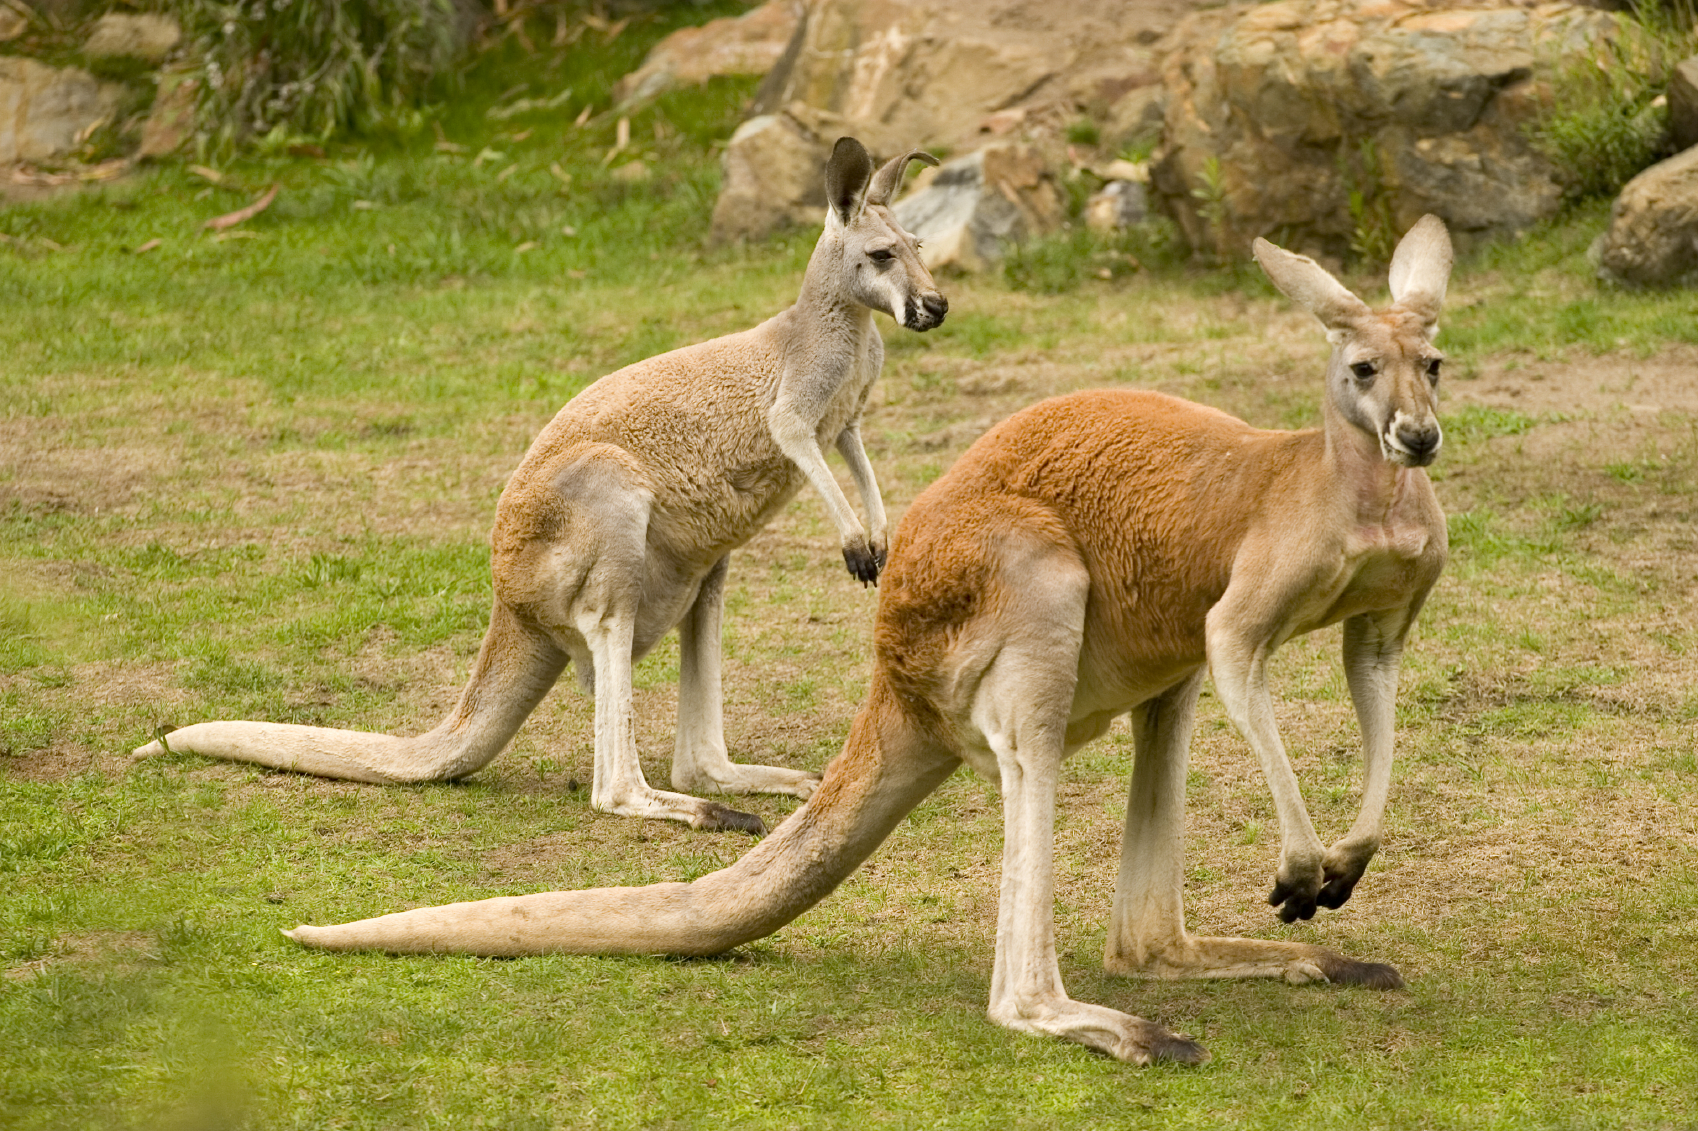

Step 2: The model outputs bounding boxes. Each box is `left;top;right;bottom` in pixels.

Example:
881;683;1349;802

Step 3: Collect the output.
1669;56;1698;154
83;13;181;63
1154;0;1618;257
1592;145;1698;287
0;57;125;165
710;112;831;242
707;0;1193;242
747;0;1186;158
613;1;800;107
890;144;1064;270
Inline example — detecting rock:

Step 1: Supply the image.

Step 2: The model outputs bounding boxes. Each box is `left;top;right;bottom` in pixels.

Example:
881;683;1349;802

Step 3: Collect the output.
709;112;829;242
749;0;1192;158
1104;84;1166;151
83;13;181;63
0;57;125;165
138;71;197;159
1086;180;1149;232
613;1;800;106
1154;0;1618;257
891;143;1064;271
1669;56;1698;154
1592;146;1698;287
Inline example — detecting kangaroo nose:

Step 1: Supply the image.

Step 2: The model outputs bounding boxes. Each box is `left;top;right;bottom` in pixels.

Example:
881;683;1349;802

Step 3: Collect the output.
1398;421;1442;463
907;292;948;331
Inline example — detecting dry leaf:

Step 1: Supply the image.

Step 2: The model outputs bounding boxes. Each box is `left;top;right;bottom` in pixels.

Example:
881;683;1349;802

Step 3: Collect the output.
497;164;518;183
79;158;129;182
204;183;279;231
616;117;630;151
133;238;161;254
188;165;224;184
549;162;572;186
514;241;537;254
573;104;592;128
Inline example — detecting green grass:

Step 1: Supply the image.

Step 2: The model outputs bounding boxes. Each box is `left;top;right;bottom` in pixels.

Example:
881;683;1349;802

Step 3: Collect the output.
4;16;1698;1131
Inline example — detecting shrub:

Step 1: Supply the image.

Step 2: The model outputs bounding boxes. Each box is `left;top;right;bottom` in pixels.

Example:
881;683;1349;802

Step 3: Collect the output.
162;0;473;150
1529;1;1698;200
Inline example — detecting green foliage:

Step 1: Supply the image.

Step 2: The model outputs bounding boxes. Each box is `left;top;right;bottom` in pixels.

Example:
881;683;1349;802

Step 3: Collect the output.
1064;118;1101;147
1342;138;1396;265
167;0;469;148
1002;217;1186;294
1527;5;1698;200
1190;154;1230;258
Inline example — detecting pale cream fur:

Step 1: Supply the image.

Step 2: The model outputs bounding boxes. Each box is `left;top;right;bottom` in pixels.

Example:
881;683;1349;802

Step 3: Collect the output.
132;138;948;834
281;218;1454;1065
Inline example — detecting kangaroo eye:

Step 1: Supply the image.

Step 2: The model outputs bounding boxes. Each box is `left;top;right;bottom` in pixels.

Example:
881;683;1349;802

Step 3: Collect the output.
868;248;895;262
1350;361;1376;380
1426;358;1442;379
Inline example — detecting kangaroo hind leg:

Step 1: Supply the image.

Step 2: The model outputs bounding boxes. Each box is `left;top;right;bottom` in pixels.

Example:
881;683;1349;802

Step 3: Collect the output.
551;483;764;835
671;555;822;801
1103;671;1402;989
969;525;1205;1065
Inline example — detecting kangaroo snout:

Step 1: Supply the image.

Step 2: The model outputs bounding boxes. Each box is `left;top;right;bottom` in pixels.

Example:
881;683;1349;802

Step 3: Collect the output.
1385;415;1442;467
907;292;949;332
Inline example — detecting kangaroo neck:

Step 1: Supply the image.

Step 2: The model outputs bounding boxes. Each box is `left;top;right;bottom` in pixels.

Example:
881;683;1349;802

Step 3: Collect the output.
1322;394;1412;527
774;272;877;383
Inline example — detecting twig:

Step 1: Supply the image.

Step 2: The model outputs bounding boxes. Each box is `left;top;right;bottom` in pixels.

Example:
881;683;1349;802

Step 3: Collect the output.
204;184;279;231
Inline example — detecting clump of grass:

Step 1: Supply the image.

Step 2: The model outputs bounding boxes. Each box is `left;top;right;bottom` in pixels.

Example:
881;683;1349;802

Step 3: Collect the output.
1002;218;1186;294
1064;118;1101;147
170;0;471;150
1528;2;1698;200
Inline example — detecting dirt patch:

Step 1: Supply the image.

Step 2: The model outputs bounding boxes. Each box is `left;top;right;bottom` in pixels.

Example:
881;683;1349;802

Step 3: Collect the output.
3;930;156;983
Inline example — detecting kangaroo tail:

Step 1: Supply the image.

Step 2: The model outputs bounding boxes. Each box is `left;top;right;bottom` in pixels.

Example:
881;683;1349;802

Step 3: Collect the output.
285;678;959;955
132;603;566;784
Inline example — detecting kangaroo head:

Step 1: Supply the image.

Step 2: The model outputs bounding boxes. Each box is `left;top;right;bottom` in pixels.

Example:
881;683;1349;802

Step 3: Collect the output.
1253;216;1454;468
819;137;949;332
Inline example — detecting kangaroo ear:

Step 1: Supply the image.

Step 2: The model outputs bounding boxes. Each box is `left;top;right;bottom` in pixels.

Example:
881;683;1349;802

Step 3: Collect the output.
825;137;875;225
1387;213;1453;326
1253;238;1371;333
866;149;938;207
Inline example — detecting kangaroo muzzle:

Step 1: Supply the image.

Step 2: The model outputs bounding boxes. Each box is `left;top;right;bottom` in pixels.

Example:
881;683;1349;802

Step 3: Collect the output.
1382;413;1442;467
905;293;949;332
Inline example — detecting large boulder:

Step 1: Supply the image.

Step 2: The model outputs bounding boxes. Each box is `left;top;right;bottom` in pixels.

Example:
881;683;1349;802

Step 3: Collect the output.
1153;0;1618;257
1592;145;1698;287
748;0;1185;157
891;143;1064;271
83;13;181;63
612;1;801;107
708;0;1193;242
0;57;125;165
710;112;830;242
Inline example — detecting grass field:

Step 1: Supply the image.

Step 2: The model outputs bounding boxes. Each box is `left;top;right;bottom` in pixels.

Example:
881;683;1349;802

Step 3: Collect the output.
4;17;1697;1131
